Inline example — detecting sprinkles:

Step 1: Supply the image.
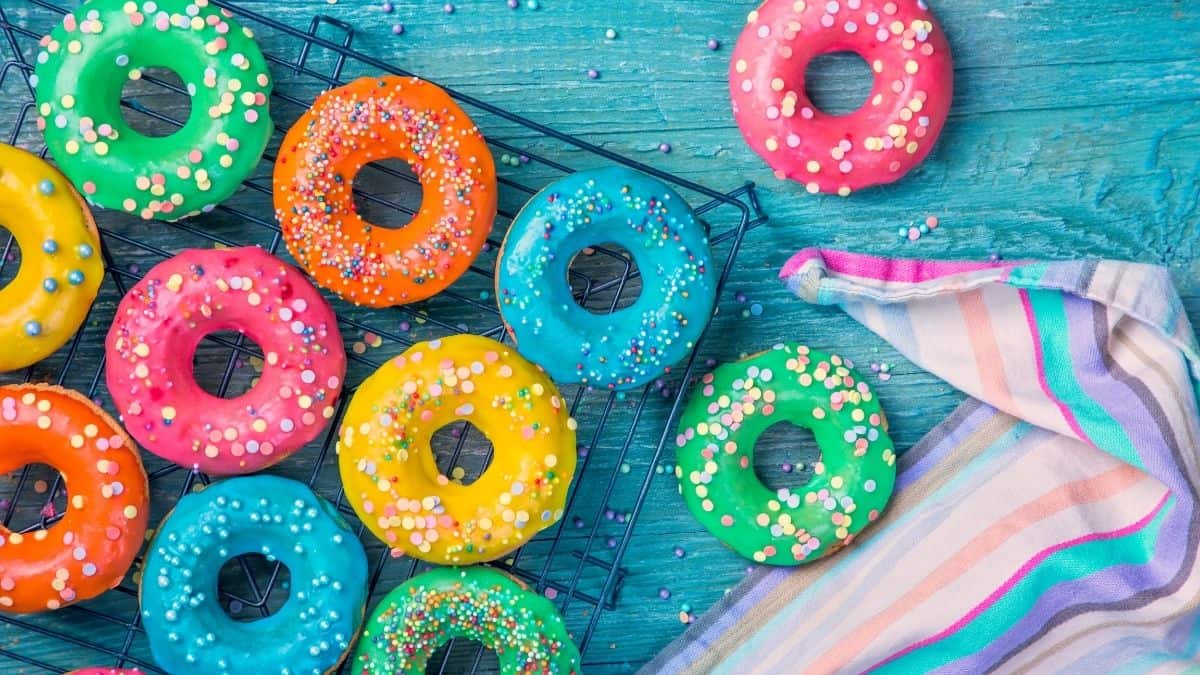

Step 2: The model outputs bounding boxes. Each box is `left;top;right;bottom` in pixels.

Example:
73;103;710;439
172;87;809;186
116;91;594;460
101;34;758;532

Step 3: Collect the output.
674;344;896;565
33;0;273;220
338;334;577;564
728;0;953;194
274;76;496;307
0;384;148;613
140;476;368;674
0;145;103;373
104;247;346;475
496;167;718;390
351;567;581;674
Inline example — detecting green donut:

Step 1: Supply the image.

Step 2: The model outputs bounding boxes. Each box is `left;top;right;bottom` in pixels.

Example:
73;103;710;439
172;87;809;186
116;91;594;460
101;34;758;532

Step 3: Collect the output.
33;0;273;221
351;566;582;674
674;343;896;565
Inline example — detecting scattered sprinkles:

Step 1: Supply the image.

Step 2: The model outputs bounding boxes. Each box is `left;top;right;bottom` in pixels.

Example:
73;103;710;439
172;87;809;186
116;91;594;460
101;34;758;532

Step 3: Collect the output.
274;76;496;307
338;335;577;564
140;476;367;673
33;0;274;220
496;168;717;391
674;344;896;565
729;0;953;194
105;247;345;474
351;567;580;673
0;385;148;613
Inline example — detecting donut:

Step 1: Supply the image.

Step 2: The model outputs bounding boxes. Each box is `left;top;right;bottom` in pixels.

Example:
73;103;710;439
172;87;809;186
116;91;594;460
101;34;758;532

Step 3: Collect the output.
674;343;896;565
140;475;368;674
729;0;953;195
274;75;497;307
496;167;718;390
105;247;345;475
351;566;581;674
338;334;576;565
33;0;273;221
0;144;103;373
0;384;149;613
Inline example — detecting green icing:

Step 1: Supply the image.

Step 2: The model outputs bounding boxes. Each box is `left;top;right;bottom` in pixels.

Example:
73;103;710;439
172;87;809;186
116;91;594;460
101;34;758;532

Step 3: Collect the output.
33;0;272;221
674;343;897;565
351;566;582;674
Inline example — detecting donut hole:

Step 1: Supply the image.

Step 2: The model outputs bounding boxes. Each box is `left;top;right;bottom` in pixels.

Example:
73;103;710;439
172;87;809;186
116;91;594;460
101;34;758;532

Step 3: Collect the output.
191;329;264;399
429;639;501;672
753;421;821;492
0;226;19;292
351;158;425;230
217;553;292;621
120;66;190;138
431;421;494;487
0;463;68;533
804;51;874;116
567;244;644;314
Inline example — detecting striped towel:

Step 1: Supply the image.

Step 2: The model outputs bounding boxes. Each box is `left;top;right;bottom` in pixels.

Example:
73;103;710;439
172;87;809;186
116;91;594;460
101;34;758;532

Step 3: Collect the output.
643;249;1200;674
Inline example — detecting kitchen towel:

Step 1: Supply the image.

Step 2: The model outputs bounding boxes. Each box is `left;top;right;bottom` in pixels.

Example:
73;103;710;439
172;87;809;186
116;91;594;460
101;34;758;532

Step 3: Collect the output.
644;249;1200;673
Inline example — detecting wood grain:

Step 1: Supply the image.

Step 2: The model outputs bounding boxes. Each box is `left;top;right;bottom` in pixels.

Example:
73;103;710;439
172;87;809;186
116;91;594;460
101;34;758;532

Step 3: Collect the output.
0;0;1197;671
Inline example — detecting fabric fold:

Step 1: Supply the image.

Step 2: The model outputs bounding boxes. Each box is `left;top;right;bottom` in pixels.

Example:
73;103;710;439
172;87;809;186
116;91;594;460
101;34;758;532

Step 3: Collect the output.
644;249;1200;674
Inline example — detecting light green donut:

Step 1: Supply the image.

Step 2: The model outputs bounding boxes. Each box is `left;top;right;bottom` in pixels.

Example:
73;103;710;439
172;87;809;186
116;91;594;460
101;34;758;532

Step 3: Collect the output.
675;343;897;565
33;0;273;221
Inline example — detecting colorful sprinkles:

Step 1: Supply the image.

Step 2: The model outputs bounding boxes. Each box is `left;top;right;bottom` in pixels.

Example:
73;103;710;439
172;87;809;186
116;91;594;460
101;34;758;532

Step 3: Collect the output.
675;344;897;565
729;0;954;194
338;334;577;564
351;566;581;674
140;475;368;674
33;0;273;220
274;75;497;307
105;247;346;475
496;167;718;391
0;384;149;613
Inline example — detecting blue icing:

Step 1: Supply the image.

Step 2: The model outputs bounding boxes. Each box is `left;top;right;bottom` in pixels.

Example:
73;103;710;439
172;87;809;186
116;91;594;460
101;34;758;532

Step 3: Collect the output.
497;167;717;390
141;475;368;674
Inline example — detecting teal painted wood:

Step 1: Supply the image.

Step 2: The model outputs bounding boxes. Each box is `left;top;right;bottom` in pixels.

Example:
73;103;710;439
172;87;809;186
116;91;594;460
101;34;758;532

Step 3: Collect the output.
0;0;1197;672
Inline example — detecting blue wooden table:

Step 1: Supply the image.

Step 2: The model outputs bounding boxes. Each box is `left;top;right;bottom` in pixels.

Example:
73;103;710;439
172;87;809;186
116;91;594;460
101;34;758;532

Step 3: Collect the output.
1;0;1197;671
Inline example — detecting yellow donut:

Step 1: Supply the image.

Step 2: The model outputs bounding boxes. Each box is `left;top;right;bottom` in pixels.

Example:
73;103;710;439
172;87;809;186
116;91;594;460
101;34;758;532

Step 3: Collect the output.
338;334;578;565
0;144;103;372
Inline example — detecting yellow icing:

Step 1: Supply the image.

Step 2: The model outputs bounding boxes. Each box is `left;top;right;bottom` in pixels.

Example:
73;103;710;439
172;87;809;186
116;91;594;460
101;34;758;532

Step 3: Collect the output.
0;144;103;372
338;334;578;565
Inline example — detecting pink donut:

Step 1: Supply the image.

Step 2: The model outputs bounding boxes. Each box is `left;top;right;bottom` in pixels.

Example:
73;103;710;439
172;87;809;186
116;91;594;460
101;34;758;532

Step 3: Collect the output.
105;247;345;475
730;0;953;195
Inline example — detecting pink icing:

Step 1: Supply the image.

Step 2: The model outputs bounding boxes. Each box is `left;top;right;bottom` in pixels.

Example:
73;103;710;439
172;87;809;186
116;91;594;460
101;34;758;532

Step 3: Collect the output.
105;247;345;475
729;0;954;194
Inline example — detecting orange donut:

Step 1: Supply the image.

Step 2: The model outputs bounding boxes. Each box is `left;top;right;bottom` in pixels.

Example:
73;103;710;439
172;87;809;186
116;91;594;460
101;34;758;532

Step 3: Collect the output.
0;384;149;613
274;75;497;307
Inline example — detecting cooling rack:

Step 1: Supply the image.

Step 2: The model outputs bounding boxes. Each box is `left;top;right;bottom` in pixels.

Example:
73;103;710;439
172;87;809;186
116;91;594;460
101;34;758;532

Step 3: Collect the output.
0;1;767;672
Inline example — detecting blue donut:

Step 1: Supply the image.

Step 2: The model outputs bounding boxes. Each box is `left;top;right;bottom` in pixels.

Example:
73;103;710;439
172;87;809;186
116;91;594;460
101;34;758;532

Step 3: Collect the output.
497;167;718;390
140;475;368;674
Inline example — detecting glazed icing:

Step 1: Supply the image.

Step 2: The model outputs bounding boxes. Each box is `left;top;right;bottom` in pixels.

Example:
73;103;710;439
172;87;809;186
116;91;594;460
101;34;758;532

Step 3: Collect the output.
338;334;577;564
274;75;497;307
140;475;369;674
351;566;581;674
105;247;345;475
0;384;149;613
34;0;273;220
730;0;953;194
675;344;896;565
0;143;103;372
496;167;718;390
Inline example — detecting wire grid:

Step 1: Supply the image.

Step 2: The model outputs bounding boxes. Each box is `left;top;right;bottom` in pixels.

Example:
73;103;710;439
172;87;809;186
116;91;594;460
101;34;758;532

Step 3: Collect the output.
0;1;767;672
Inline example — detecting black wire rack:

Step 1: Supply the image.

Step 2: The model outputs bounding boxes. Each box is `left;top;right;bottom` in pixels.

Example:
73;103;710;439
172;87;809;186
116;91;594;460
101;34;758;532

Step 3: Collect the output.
0;1;767;672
